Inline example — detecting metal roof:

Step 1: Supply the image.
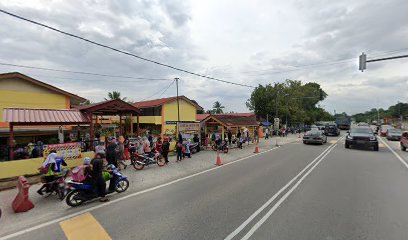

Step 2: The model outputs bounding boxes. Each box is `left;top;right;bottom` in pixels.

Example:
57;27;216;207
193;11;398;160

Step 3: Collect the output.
3;108;90;125
132;96;203;110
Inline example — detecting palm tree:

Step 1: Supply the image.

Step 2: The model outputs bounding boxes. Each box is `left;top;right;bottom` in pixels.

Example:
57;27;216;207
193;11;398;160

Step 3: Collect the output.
212;101;225;114
105;91;127;101
79;99;92;106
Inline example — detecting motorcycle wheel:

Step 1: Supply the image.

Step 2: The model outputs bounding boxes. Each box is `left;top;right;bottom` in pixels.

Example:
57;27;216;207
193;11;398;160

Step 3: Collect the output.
57;186;66;200
115;179;129;193
131;157;145;170
65;190;84;207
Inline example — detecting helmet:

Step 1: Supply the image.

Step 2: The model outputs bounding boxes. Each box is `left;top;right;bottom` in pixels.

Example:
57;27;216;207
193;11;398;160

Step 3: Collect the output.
83;157;91;165
106;164;117;171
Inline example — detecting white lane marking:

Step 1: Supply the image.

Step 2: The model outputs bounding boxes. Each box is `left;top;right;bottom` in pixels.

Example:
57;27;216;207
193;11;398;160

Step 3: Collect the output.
378;137;408;169
241;142;339;240
0;145;283;240
225;135;344;240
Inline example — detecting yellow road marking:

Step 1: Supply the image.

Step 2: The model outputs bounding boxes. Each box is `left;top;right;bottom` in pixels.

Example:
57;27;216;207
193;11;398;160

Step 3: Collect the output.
379;144;385;148
60;212;111;240
330;140;337;144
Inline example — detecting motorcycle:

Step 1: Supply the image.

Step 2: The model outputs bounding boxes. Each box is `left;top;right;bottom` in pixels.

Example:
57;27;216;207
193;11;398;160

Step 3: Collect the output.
212;140;229;153
65;165;129;207
130;148;165;170
38;168;69;200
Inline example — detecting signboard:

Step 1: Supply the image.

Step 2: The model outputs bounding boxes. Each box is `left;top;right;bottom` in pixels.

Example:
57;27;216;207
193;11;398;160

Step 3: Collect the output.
179;123;200;132
43;142;82;160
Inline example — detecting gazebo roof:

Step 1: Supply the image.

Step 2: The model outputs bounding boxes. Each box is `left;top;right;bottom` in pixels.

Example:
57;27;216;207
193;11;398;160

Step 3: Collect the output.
75;99;140;115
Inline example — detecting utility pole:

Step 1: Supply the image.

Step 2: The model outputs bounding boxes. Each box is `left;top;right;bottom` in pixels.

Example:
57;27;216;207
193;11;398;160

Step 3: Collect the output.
359;52;408;71
175;77;180;136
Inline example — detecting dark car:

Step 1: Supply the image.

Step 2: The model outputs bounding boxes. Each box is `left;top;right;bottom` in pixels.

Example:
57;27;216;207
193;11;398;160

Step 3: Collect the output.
325;124;340;136
303;129;327;145
400;131;408;151
345;127;378;151
386;128;402;141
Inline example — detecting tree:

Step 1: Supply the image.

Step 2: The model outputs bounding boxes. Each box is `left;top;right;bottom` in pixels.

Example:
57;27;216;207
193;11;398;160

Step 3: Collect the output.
212;101;225;114
105;91;127;101
79;99;92;106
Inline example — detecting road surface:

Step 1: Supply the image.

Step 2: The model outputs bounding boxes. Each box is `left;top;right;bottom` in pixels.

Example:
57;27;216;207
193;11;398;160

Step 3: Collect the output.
2;133;408;240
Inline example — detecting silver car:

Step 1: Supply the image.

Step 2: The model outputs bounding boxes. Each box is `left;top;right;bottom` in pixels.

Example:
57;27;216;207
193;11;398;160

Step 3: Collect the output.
303;129;327;145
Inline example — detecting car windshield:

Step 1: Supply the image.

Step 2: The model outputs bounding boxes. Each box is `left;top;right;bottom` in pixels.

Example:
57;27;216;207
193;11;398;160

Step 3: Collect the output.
389;129;402;134
350;128;372;134
307;130;321;135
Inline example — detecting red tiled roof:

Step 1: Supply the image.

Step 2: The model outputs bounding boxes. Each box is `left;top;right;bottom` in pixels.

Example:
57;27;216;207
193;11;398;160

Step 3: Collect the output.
74;99;140;114
215;113;255;117
197;113;210;121
132;96;203;110
3;108;90;125
202;114;259;126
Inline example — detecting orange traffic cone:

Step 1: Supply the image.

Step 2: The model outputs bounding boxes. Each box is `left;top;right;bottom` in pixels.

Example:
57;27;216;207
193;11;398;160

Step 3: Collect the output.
215;150;223;166
254;143;260;153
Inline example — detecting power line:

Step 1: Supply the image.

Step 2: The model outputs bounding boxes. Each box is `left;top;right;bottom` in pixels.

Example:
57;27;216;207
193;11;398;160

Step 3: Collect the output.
0;9;255;88
26;73;171;83
141;79;175;101
0;62;170;81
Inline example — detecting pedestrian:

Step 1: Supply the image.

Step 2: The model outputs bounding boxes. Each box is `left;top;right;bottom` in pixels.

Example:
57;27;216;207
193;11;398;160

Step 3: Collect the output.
228;130;232;146
162;137;170;164
106;138;118;167
265;128;269;140
117;140;127;170
211;132;216;145
176;141;183;162
184;140;191;158
91;153;109;202
95;141;106;155
148;133;153;148
254;128;259;143
156;137;163;154
178;132;183;144
236;130;241;141
143;137;151;154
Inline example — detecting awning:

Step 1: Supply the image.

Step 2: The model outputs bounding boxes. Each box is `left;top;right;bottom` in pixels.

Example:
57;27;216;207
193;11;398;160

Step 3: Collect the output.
261;121;272;126
3;108;90;125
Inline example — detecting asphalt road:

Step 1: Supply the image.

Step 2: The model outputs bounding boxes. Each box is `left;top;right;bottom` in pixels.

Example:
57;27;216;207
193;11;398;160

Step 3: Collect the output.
3;132;408;240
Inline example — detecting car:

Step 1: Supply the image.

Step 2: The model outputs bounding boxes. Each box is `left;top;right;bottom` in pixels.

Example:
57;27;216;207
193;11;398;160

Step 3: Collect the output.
386;128;403;141
303;129;327;145
400;132;408;151
345;127;379;151
357;122;369;127
324;124;340;136
379;125;392;137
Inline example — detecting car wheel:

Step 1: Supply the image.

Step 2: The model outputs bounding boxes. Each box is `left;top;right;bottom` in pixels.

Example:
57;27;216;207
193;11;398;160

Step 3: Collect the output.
345;143;350;149
401;144;406;151
303;141;307;144
374;145;379;151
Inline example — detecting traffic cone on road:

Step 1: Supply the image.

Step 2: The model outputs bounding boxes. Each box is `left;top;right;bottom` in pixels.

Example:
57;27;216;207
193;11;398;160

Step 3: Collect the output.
254;142;260;153
215;150;223;166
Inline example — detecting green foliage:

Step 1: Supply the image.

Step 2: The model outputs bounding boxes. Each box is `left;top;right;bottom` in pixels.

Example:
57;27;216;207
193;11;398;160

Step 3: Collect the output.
352;102;408;123
105;91;127;101
212;101;225;114
246;79;331;125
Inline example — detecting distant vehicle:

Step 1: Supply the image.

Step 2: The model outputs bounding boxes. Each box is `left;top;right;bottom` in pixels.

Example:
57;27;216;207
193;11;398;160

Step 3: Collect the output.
386;128;402;141
315;124;326;131
357;122;369;127
303;129;327;145
324;124;340;136
400;132;408;151
369;125;378;134
335;115;351;130
379;125;392;137
345;127;378;151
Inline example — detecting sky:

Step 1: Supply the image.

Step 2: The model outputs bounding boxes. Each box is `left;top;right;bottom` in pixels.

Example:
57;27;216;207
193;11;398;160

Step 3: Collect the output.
0;0;407;115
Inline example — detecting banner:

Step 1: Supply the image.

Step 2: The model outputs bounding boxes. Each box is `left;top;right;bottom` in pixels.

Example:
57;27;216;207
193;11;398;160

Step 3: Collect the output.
43;142;82;160
179;123;200;132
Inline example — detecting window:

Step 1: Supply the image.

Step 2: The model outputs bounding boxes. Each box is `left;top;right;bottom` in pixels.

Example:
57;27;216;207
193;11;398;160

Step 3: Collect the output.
140;106;162;116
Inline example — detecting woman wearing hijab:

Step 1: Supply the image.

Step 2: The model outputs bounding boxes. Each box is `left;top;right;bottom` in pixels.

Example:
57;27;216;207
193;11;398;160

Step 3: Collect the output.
106;138;118;167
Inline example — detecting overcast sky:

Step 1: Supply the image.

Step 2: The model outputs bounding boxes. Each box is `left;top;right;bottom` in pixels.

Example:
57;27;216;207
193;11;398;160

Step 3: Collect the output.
0;0;407;114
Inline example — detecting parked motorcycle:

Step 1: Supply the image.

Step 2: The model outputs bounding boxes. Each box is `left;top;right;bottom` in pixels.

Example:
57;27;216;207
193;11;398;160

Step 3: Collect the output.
130;149;165;170
38;168;69;200
212;140;229;153
65;165;129;207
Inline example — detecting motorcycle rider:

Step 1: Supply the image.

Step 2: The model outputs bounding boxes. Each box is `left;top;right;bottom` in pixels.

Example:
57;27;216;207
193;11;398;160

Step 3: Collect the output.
91;153;109;202
37;150;67;195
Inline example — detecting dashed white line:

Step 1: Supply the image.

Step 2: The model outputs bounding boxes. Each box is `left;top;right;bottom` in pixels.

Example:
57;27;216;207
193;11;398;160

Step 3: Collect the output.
378;137;408;169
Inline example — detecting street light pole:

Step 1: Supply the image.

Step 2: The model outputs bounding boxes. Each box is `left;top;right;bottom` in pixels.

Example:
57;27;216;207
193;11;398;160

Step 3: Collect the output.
175;77;180;136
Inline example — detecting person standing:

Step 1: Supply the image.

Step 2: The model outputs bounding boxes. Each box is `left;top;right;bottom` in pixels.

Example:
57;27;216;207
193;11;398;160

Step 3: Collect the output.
156;137;163;153
265;128;269;140
176;141;183;162
117;140;127;170
184;140;191;158
178;132;183;144
162;137;170;164
254;128;259;143
148;133;153;148
106;139;118;167
91;153;109;202
227;130;232;146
